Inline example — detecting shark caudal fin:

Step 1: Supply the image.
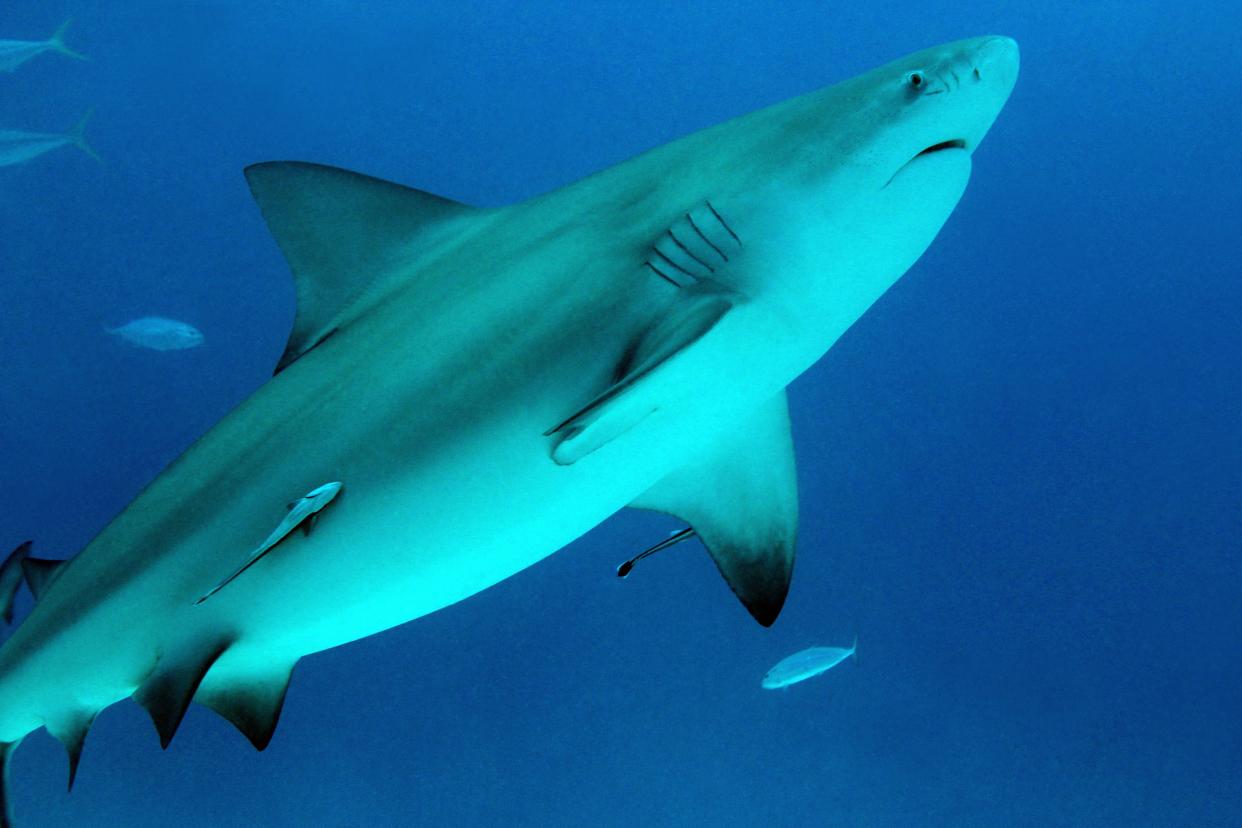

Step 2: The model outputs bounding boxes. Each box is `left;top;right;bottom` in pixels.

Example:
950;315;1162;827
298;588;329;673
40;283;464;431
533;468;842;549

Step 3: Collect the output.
0;542;32;625
67;110;100;162
0;738;22;827
244;162;479;373
48;19;87;62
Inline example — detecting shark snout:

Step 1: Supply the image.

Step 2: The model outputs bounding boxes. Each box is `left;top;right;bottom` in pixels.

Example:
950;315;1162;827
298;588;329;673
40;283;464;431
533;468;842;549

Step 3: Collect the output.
971;36;1019;97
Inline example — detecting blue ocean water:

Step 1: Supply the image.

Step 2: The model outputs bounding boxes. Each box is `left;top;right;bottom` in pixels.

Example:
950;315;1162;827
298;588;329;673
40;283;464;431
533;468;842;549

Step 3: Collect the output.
1;2;1238;826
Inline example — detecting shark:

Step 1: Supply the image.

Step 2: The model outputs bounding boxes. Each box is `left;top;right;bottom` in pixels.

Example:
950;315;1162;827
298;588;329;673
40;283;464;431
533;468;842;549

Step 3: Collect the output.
0;111;98;168
0;35;1018;823
0;20;85;73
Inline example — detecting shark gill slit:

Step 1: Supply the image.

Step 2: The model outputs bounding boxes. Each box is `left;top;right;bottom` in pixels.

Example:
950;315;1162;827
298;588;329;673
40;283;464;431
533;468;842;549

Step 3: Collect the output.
706;201;742;246
652;248;696;280
644;261;680;287
666;229;715;273
686;213;729;262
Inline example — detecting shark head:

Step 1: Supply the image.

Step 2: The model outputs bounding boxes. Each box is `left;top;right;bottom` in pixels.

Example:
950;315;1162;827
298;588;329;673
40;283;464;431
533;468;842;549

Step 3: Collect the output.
721;36;1019;343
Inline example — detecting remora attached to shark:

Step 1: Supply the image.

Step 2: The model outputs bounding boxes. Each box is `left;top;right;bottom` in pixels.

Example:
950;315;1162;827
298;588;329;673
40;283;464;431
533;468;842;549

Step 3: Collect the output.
0;36;1018;823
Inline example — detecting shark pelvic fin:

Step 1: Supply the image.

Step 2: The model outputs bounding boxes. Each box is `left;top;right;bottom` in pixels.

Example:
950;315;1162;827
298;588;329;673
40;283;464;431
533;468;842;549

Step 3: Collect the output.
629;391;798;626
196;660;297;751
245;161;478;374
547;286;739;464
45;710;97;791
0;542;31;624
134;639;231;749
20;557;66;601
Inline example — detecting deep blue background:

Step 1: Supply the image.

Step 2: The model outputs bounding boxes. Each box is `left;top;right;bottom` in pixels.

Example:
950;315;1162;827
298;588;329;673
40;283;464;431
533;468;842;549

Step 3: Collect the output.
1;2;1239;825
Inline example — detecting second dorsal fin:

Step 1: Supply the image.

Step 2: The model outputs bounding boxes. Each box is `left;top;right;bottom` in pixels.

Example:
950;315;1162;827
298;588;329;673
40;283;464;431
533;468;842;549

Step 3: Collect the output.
245;162;478;373
21;557;66;601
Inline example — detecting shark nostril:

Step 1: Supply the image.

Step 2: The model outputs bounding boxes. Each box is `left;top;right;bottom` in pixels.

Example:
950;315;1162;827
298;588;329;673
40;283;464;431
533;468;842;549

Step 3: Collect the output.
973;67;982;81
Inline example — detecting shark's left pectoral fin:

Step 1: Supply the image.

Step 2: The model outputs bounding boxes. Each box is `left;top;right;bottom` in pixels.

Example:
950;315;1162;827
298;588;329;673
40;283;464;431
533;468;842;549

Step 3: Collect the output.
547;286;740;464
630;391;798;626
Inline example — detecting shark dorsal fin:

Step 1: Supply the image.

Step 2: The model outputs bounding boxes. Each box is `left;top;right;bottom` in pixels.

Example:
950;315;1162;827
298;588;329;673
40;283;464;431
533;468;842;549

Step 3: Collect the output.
629;391;798;626
245;162;477;373
21;556;66;601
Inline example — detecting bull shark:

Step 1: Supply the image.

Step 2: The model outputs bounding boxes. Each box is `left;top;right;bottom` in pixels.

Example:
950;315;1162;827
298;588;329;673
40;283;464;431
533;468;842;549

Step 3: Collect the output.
0;20;85;74
0;35;1018;823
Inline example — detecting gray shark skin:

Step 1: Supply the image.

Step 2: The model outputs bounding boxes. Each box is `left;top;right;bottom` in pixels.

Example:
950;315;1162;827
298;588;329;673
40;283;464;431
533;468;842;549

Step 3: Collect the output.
0;20;85;74
0;111;98;168
0;36;1018;823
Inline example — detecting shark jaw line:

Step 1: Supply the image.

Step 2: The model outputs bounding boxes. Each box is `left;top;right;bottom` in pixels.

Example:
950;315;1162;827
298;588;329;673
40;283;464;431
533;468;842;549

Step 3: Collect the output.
884;138;969;189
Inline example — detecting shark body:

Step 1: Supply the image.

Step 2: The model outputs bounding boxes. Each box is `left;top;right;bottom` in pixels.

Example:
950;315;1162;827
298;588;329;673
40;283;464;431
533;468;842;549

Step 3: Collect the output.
0;36;1018;822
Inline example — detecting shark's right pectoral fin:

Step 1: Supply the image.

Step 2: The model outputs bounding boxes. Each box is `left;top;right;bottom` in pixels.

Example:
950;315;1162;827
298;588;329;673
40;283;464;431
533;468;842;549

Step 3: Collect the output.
629;391;799;626
546;286;740;464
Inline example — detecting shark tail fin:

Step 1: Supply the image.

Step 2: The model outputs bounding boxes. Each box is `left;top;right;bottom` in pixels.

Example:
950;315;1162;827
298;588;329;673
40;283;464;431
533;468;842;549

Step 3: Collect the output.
49;19;87;61
0;738;22;827
68;109;100;162
851;634;859;667
0;542;32;625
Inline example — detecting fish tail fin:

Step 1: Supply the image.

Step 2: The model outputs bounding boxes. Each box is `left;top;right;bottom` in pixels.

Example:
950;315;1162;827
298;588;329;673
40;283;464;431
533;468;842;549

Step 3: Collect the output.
49;19;87;61
68;109;101;162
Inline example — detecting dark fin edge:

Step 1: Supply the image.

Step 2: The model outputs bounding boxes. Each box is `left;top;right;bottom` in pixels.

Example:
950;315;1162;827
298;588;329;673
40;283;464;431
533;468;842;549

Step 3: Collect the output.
196;662;297;752
134;640;231;749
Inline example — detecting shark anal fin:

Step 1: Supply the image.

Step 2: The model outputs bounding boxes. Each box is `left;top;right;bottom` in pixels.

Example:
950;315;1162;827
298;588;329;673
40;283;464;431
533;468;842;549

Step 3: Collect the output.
244;162;477;374
547;286;739;464
21;557;66;601
134;639;230;749
196;661;296;752
0;542;31;624
630;391;798;626
45;710;97;791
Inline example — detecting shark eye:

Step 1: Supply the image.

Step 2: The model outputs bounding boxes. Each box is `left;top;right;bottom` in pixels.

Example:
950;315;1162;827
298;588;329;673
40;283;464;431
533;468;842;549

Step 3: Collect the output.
906;71;926;89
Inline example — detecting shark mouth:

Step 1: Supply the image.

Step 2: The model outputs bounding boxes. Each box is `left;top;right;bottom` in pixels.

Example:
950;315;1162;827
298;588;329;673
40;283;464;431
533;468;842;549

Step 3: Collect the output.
916;138;968;157
885;139;969;187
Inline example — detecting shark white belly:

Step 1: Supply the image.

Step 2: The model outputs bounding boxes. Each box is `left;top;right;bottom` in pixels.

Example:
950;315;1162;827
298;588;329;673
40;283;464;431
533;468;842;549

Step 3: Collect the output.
0;35;1018;823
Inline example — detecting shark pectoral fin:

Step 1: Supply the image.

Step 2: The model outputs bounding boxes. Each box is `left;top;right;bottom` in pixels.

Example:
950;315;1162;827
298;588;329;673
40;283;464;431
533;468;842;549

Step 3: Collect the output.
245;162;479;374
45;709;97;791
196;659;297;751
0;541;31;624
134;639;231;749
21;557;66;601
547;288;739;465
630;391;798;626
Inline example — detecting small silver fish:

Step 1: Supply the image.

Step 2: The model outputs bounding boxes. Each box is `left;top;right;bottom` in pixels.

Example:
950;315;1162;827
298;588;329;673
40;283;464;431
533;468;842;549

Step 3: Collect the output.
0;19;86;73
106;317;204;351
0;109;98;168
196;482;344;605
762;638;857;689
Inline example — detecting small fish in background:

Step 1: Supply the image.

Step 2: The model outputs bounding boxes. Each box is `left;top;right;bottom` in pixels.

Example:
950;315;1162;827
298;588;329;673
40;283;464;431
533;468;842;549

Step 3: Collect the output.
106;317;205;351
0;109;98;167
762;638;858;690
0;19;86;73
